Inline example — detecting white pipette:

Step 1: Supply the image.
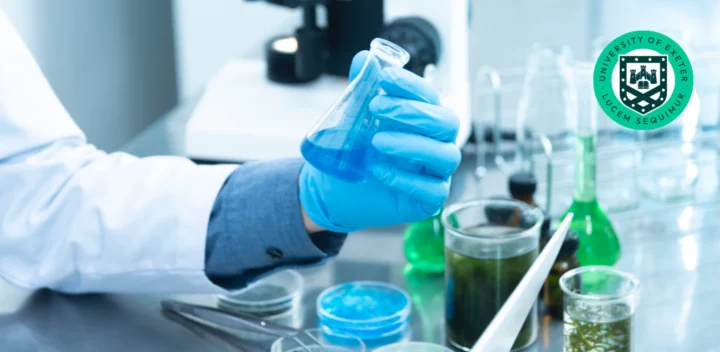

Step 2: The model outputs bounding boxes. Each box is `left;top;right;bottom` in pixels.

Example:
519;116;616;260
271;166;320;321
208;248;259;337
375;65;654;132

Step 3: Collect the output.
470;213;574;352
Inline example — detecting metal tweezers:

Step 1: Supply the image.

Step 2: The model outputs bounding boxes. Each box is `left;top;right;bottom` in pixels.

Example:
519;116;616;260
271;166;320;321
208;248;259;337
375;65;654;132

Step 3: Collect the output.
161;299;321;352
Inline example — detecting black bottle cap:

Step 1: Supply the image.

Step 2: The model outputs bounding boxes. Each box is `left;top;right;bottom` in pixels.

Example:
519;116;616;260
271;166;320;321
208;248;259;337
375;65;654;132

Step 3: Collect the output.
484;204;515;225
509;171;537;199
559;230;580;256
540;215;552;240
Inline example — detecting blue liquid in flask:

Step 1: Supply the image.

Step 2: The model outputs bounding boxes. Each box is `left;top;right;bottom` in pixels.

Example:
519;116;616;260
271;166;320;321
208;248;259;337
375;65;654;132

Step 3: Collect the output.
300;38;410;183
301;128;371;183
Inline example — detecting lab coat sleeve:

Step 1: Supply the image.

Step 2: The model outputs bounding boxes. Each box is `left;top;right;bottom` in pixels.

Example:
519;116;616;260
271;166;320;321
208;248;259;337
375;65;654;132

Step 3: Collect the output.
0;8;238;293
204;158;347;291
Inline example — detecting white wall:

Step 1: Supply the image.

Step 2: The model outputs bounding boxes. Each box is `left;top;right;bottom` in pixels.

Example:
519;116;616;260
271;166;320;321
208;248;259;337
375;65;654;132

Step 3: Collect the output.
0;0;177;151
173;0;301;99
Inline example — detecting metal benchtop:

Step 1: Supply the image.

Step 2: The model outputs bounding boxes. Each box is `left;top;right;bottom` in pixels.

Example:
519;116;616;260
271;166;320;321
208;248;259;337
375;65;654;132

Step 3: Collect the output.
1;98;719;352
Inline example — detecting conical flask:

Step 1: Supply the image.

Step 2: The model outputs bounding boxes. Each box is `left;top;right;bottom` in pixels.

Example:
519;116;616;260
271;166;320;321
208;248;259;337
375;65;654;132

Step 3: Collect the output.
300;38;410;182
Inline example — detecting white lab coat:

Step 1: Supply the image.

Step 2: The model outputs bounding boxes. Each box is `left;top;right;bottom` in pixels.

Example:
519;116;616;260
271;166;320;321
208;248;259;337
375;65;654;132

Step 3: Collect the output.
0;9;236;293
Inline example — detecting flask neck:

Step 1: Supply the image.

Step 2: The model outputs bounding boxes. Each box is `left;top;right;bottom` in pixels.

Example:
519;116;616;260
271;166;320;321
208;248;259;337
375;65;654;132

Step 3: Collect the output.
573;134;597;202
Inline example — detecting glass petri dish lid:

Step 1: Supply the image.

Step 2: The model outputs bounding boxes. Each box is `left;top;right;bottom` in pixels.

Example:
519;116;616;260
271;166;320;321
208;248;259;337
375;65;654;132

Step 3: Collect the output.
373;342;453;352
217;270;303;316
271;328;365;352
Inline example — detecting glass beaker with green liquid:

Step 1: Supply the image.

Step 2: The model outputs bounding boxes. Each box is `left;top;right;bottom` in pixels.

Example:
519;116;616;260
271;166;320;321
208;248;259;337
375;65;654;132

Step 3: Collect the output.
404;209;445;273
561;64;621;266
442;199;544;351
560;266;639;352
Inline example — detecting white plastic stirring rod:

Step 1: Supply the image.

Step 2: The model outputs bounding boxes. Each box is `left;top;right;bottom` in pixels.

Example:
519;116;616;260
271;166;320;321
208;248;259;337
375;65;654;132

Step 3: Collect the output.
470;213;574;352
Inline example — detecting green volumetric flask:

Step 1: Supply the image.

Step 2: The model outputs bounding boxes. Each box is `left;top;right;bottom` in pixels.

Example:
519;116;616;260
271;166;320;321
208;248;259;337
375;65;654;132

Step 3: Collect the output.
563;63;620;266
562;135;620;266
404;208;445;273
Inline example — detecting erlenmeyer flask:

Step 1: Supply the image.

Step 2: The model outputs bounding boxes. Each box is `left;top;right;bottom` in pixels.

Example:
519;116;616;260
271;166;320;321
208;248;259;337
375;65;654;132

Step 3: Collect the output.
300;38;410;182
516;44;577;173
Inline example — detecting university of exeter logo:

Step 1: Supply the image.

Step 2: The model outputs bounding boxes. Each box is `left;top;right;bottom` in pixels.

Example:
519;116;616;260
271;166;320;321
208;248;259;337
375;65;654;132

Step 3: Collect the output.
594;31;694;130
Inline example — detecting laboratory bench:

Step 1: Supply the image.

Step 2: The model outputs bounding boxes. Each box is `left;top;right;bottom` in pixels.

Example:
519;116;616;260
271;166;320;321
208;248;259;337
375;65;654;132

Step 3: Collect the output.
1;98;720;352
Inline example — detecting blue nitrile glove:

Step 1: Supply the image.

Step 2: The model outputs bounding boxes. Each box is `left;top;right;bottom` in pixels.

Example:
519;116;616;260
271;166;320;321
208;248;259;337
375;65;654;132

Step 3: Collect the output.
299;50;461;233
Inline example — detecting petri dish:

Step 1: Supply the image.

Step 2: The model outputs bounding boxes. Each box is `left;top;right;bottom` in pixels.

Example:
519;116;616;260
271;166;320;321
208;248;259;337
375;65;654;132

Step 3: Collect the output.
317;281;411;348
272;328;365;352
373;342;453;352
217;270;303;317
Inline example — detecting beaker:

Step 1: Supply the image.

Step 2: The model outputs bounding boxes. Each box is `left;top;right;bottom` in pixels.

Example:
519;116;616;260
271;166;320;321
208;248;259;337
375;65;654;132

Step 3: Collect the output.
300;38;410;183
442;199;543;352
560;266;639;352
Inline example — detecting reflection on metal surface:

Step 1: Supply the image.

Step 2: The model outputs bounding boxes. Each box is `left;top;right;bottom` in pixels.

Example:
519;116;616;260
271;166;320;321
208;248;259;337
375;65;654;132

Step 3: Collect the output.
678;235;699;272
403;265;445;344
678;206;696;233
675;273;698;343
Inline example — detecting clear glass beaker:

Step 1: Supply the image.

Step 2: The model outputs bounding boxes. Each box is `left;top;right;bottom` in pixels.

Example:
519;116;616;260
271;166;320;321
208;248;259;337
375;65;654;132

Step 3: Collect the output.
300;38;410;183
442;199;544;351
560;266;639;352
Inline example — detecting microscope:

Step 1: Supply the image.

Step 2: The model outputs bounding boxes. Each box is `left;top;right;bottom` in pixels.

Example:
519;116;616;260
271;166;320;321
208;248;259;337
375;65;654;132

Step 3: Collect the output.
185;0;470;162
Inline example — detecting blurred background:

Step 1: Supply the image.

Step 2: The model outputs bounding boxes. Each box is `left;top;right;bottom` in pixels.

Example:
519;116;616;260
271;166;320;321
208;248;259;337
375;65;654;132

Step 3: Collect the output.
1;0;719;151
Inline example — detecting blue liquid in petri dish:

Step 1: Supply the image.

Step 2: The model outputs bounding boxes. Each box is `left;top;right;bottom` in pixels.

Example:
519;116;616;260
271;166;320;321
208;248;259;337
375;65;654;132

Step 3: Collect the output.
300;128;372;183
317;282;411;348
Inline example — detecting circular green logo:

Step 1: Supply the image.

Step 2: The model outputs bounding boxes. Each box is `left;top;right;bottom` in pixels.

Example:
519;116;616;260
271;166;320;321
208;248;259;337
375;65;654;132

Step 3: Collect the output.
594;30;694;130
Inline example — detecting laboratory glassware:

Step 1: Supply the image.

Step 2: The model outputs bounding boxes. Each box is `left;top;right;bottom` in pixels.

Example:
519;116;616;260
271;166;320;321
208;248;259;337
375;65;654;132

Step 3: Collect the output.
374;342;452;352
542;230;580;319
515;44;577;173
560;266;639;352
590;37;641;211
442;199;544;351
272;329;365;352
317;281;411;348
300;38;410;183
469;213;572;352
217;270;302;318
636;91;701;201
403;208;445;273
561;64;621;267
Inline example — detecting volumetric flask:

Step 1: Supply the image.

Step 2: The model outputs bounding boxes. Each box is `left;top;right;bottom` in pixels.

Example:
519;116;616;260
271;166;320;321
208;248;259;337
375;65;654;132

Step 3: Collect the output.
560;266;639;352
442;199;543;351
301;38;410;183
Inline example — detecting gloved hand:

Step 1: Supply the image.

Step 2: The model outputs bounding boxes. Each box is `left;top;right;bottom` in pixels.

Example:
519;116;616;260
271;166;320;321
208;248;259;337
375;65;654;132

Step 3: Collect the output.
299;50;461;233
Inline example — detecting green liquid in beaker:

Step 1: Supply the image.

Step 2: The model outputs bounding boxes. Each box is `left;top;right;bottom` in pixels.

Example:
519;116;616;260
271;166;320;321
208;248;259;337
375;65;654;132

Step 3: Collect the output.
445;225;538;351
564;303;632;352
